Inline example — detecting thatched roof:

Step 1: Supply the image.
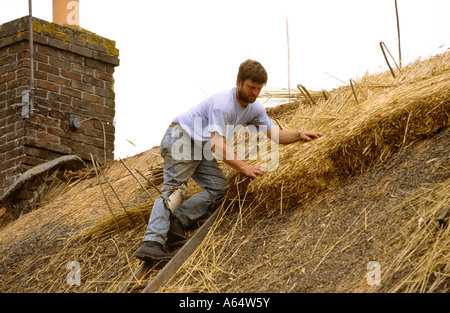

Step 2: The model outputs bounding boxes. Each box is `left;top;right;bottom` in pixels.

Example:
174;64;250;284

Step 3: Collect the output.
0;51;449;293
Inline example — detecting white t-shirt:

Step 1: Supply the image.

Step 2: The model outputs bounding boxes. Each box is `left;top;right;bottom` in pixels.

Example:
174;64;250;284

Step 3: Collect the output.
173;87;274;142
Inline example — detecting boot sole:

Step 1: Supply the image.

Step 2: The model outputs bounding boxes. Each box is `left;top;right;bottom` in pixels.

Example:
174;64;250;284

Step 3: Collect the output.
167;239;187;250
135;251;173;262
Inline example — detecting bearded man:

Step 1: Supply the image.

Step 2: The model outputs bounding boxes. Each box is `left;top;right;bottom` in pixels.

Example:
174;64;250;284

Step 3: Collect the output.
136;59;324;261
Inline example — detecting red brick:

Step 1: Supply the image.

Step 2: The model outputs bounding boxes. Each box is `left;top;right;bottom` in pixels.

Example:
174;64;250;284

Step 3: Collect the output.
48;37;69;52
0;72;15;84
22;147;62;164
0;159;16;172
49;56;71;70
37;80;59;92
61;69;81;81
33;52;49;63
94;103;114;117
70;131;92;145
24;120;46;132
37;131;60;143
0;48;7;58
37;44;60;57
72;63;94;76
6;77;29;90
83;92;103;105
71;80;94;93
60;50;83;64
70;44;93;58
16;68;30;78
104;98;115;109
1;122;15;134
33;89;48;99
17;58;30;69
47;125;70;139
93;137;105;149
94;87;115;100
34;97;54;108
0;62;18;76
61;103;80;114
0;140;18;153
19;154;45;167
49;92;70;104
6;147;24;159
95;70;113;82
36;114;60;128
60;137;82;151
24;137;71;155
73;98;93;111
33;70;48;80
6;128;24;141
98;52;119;66
48;74;70;86
0;54;17;65
32;33;49;46
18;50;30;59
61;86;82;99
84;58;106;71
80;124;95;137
24;128;37;138
83;75;104;88
39;63;59;75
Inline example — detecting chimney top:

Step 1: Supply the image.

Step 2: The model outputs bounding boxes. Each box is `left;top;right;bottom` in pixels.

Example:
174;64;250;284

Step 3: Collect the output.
52;0;79;26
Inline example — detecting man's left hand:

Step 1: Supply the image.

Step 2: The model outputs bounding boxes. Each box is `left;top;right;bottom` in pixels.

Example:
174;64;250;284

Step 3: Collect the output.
300;131;325;141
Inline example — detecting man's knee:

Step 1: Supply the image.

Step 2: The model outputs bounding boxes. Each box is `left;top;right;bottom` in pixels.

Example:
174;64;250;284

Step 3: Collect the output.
162;184;188;214
206;186;227;204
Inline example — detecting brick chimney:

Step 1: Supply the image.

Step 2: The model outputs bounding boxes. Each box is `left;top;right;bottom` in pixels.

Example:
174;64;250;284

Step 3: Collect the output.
0;16;119;195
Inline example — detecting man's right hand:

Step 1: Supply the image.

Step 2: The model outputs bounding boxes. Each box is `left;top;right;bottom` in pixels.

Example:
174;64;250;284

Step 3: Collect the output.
211;132;264;179
241;163;264;178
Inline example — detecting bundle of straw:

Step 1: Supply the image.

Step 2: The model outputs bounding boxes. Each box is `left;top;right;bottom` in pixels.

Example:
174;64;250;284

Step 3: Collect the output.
259;86;328;106
157;52;449;292
225;52;450;216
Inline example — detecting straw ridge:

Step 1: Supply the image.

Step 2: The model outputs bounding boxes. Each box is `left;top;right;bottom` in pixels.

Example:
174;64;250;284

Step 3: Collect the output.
226;51;449;216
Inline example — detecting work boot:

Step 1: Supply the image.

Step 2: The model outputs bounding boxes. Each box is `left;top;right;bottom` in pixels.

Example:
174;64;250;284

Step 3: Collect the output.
168;215;189;243
135;241;173;262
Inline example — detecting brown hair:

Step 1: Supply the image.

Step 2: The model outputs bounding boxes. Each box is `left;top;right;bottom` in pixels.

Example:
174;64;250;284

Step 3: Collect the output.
237;59;268;85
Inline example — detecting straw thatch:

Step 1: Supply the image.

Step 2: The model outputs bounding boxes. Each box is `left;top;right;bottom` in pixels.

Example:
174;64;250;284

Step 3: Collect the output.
0;51;448;293
225;51;449;215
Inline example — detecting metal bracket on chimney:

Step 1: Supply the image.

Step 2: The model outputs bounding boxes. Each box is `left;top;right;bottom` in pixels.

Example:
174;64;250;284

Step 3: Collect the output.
10;89;31;119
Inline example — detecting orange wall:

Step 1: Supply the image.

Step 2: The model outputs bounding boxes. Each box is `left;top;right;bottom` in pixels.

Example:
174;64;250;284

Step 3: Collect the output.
52;0;79;26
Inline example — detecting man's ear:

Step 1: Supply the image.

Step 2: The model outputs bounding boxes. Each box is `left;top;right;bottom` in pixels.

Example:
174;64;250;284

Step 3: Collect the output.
236;77;242;87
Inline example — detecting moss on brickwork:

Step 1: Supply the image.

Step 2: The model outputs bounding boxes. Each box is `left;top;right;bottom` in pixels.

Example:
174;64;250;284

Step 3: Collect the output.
5;16;118;57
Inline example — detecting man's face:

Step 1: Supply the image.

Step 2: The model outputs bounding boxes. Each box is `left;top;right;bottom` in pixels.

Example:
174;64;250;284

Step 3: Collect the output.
237;78;264;105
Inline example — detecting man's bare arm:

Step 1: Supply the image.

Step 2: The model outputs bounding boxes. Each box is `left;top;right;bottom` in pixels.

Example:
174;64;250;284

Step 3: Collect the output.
210;132;263;178
268;127;325;144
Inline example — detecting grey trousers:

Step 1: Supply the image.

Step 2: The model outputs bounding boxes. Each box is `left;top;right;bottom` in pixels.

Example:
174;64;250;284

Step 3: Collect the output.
143;125;227;245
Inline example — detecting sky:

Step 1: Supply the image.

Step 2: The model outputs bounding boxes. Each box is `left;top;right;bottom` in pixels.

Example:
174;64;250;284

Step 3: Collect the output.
1;0;449;159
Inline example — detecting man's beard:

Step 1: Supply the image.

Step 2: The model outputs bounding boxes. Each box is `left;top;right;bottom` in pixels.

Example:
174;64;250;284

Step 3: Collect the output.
237;88;256;104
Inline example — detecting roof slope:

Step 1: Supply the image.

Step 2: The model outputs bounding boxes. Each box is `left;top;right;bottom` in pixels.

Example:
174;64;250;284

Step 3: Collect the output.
0;51;448;293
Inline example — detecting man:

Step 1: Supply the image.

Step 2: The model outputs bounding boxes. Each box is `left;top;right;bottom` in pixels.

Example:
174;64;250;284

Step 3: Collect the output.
136;59;324;261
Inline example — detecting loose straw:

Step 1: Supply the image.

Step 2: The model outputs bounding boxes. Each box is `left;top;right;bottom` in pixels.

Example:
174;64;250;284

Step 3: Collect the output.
91;154;120;231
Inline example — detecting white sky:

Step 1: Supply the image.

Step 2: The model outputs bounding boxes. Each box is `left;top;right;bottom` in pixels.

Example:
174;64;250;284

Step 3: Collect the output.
1;0;449;159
